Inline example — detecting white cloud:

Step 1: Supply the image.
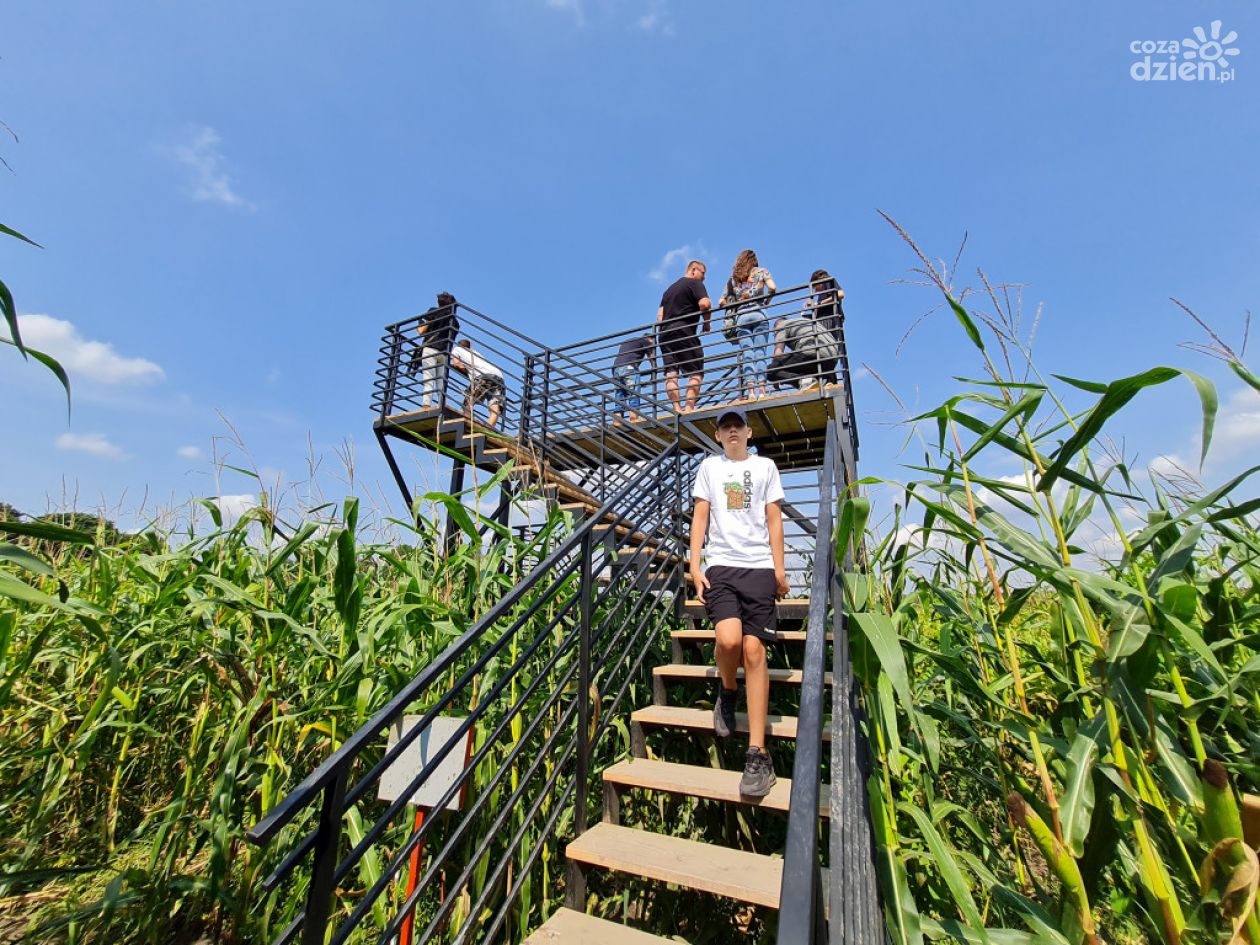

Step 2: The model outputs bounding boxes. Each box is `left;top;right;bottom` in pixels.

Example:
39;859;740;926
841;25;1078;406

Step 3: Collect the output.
56;431;127;460
1148;387;1260;483
1214;387;1260;463
215;494;258;525
177;445;204;460
13;314;164;385
649;241;709;282
636;0;674;34
545;0;584;25
974;472;1033;508
172;124;255;210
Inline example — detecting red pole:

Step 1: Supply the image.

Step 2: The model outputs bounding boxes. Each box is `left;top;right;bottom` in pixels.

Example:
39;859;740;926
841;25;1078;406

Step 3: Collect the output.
399;807;426;945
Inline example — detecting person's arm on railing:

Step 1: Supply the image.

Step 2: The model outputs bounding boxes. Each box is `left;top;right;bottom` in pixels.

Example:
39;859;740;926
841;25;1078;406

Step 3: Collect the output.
767;499;789;598
699;294;712;335
689;498;710;603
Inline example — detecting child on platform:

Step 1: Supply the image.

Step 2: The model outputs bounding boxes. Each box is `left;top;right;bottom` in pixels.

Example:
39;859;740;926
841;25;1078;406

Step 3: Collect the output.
689;407;789;797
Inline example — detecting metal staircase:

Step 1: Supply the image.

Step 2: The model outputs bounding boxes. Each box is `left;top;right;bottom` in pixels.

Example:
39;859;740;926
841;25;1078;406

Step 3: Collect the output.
247;285;880;944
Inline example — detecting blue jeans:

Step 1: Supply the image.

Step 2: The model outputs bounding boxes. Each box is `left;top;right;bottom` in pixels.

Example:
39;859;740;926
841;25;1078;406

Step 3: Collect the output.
613;365;643;417
734;307;770;394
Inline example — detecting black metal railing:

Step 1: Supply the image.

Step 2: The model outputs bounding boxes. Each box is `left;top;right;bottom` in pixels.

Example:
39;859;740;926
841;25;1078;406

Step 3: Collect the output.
826;416;883;945
776;417;882;944
247;441;699;945
543;278;859;460
373;302;715;506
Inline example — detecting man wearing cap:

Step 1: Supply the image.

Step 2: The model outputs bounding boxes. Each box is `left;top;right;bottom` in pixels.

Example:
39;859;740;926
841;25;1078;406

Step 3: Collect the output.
689;407;789;797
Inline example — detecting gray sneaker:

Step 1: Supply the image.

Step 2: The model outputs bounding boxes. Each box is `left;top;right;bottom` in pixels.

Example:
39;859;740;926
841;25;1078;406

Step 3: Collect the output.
713;685;737;738
739;748;776;797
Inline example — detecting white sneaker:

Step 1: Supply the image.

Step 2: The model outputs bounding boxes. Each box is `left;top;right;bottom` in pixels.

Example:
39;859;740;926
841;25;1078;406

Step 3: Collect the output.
798;379;819;391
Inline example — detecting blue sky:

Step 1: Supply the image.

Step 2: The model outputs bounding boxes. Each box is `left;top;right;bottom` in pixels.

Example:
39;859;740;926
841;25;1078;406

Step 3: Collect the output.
3;1;1258;541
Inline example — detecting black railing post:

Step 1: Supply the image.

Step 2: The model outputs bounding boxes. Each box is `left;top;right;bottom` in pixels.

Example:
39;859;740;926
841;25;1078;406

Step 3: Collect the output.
673;431;685;616
444;461;467;556
599;394;607;499
568;528;594;909
538;351;552;498
302;770;347;945
521;353;537;442
382;329;404;419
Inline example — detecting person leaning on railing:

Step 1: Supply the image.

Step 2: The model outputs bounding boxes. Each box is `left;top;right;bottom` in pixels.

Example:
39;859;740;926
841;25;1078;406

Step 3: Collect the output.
450;339;506;428
718;250;777;401
409;291;461;408
611;330;655;423
767;270;844;392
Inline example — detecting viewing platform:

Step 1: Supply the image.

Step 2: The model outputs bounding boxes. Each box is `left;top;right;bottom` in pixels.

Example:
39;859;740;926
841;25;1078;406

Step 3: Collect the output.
370;279;859;490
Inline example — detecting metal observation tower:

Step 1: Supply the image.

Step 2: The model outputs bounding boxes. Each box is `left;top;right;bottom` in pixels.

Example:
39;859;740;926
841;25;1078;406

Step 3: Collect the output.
247;280;881;945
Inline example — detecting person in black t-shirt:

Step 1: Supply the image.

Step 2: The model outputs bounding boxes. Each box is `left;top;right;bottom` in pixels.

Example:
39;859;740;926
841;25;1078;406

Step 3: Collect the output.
656;260;712;412
411;291;461;407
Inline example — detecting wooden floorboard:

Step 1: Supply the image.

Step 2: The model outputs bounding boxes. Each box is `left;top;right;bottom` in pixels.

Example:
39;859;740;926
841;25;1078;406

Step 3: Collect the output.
630;705;829;741
566;823;783;908
602;758;830;817
524;908;675;944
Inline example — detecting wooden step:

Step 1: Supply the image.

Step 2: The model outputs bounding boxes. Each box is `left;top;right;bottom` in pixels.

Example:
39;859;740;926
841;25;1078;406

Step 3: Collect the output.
630;705;828;741
566;823;783;908
653;664;833;686
603;758;829;817
684;598;812;620
524;907;674;944
671;629;829;644
617;546;681;565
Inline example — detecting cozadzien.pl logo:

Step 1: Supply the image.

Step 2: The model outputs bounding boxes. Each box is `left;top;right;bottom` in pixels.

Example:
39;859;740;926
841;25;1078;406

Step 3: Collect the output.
1130;20;1240;82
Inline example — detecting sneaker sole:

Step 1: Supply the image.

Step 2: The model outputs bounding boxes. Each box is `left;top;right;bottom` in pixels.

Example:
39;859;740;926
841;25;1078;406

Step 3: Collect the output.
738;773;776;798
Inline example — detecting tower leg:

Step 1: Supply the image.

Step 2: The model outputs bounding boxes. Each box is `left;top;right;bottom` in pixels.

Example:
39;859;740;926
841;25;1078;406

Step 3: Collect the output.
444;460;468;555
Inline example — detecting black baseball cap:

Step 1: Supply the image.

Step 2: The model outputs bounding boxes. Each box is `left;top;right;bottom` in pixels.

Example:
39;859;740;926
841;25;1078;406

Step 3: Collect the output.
715;407;749;428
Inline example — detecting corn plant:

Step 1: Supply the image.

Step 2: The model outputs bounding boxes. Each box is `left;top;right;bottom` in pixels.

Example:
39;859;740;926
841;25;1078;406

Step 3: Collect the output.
846;226;1260;945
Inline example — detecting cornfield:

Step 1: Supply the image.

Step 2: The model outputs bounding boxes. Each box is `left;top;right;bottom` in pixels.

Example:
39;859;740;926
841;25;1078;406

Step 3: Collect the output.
0;471;584;943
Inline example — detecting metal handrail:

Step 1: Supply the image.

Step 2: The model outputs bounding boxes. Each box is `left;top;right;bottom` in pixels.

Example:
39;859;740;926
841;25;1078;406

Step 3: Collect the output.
249;443;677;842
776;418;837;944
247;440;689;945
544;278;857;451
828;418;883;945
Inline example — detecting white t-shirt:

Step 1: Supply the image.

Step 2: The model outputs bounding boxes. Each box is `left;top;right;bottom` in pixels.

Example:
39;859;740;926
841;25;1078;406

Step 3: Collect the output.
451;346;504;381
692;453;785;571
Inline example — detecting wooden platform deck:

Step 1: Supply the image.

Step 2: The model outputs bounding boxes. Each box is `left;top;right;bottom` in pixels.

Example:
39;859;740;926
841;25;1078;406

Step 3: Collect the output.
376;385;845;472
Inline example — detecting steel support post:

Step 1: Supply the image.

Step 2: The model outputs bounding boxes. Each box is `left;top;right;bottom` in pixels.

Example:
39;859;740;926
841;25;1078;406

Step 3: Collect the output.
567;529;594;909
301;770;347;945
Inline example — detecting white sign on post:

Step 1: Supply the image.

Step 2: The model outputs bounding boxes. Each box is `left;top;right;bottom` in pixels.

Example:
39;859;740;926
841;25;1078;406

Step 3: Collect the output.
377;715;471;812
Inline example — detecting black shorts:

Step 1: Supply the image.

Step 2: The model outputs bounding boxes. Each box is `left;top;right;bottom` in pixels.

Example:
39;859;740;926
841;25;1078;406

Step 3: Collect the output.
660;333;704;377
703;566;779;643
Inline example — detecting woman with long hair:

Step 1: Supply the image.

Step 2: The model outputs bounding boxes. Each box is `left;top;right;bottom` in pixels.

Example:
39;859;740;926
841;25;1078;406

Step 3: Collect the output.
718;250;777;400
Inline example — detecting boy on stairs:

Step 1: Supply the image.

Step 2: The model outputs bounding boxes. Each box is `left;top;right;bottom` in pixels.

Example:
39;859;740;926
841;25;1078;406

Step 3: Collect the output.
689;407;789;797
